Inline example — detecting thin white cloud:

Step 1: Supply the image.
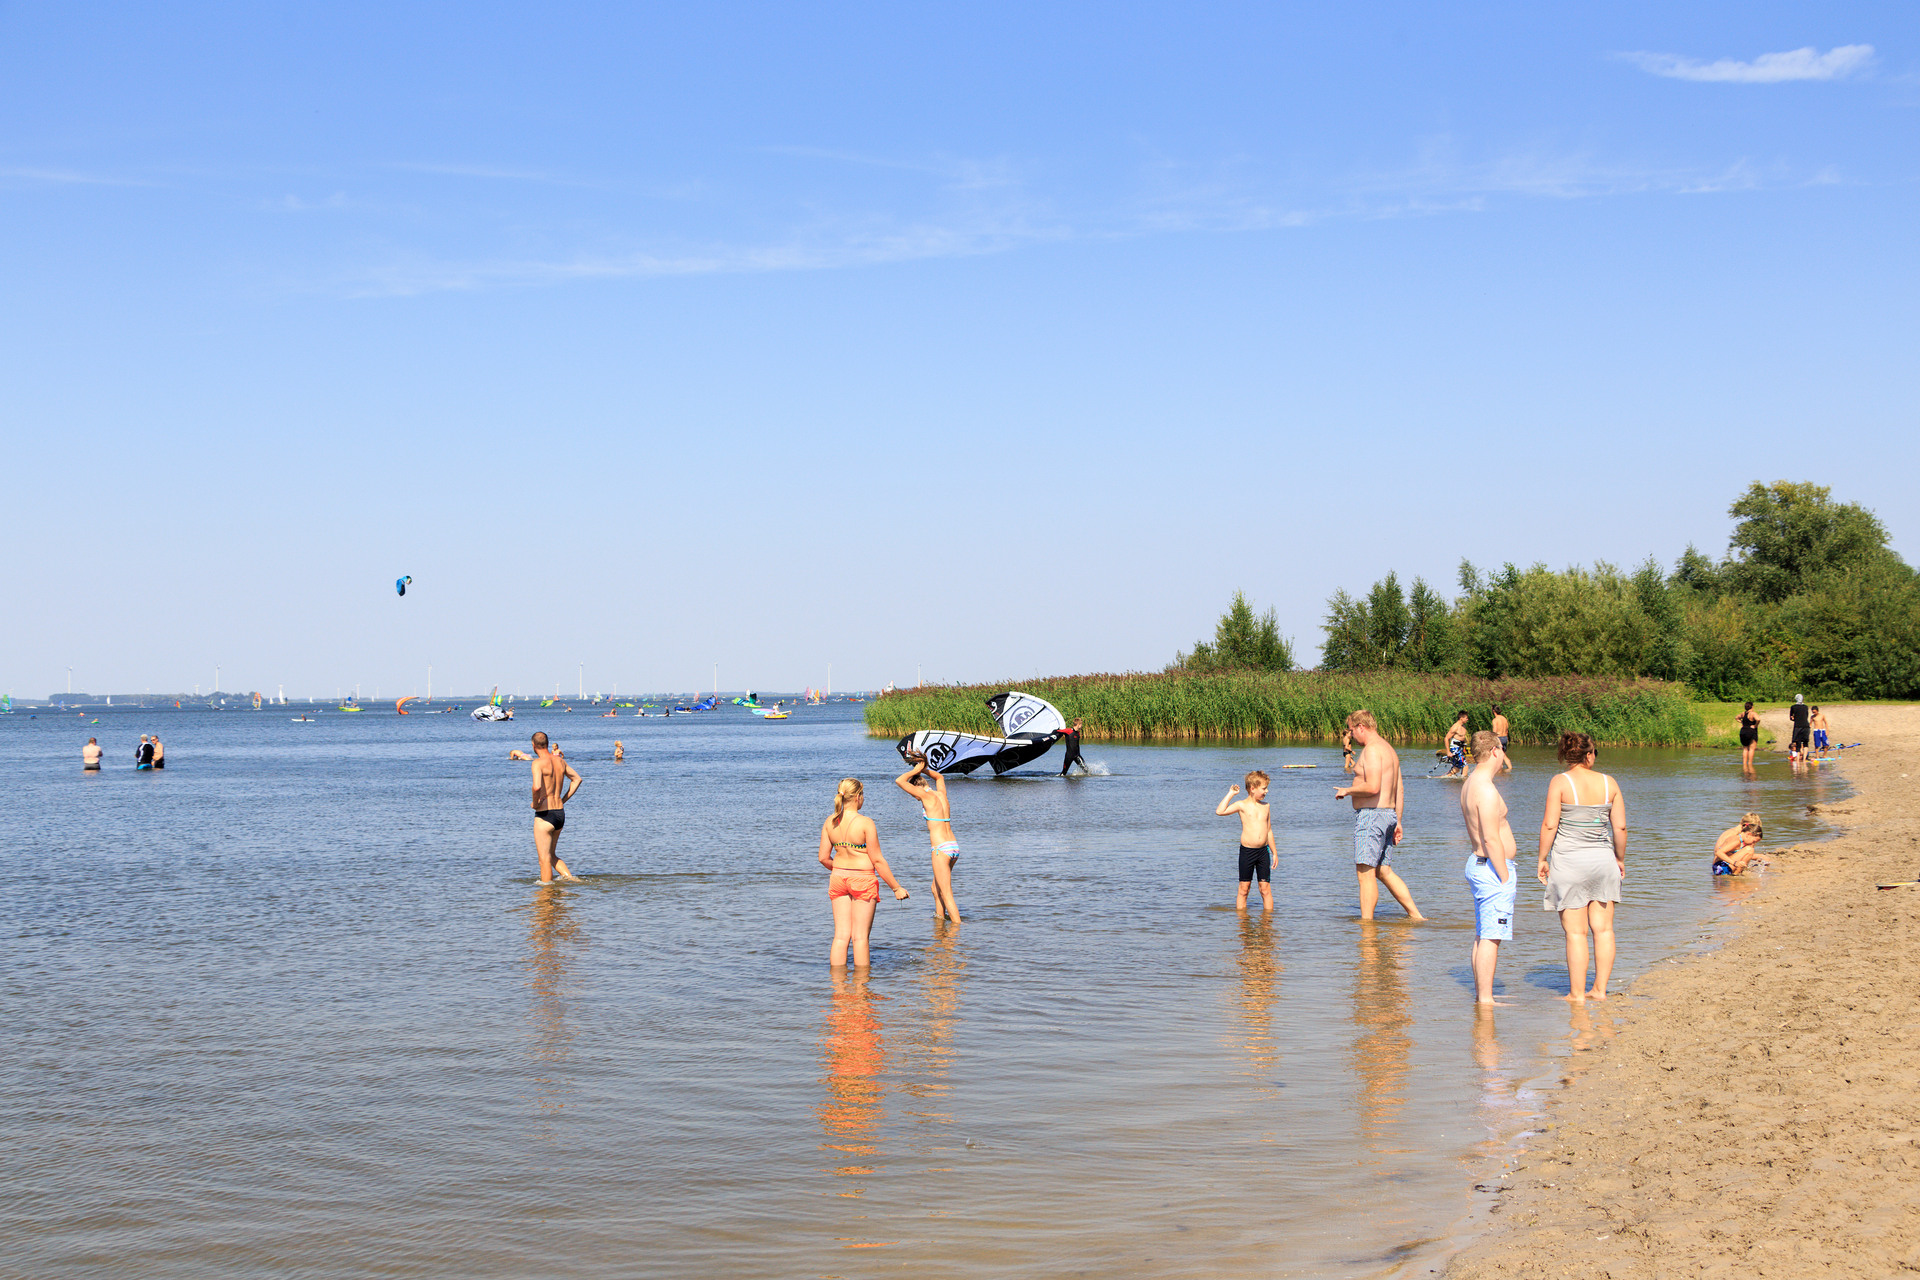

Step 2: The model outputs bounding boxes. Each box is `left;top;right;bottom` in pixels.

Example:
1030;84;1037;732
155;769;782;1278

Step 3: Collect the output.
0;166;150;187
1622;44;1875;83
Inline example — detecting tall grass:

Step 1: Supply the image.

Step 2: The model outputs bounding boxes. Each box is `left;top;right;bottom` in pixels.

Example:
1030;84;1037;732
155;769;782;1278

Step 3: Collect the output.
864;671;1705;746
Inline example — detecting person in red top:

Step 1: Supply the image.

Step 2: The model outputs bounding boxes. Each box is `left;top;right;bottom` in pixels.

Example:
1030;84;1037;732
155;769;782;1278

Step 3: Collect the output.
1059;718;1086;776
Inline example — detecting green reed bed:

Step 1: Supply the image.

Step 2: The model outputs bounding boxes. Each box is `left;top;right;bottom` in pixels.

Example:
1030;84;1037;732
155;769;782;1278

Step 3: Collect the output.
864;672;1705;747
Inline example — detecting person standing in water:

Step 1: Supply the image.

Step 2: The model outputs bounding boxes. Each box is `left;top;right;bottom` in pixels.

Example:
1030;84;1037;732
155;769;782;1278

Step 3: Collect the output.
1216;770;1277;913
1538;731;1627;1002
1490;705;1512;772
151;734;164;769
1059;718;1087;776
528;731;582;884
1737;701;1761;770
896;753;962;924
1335;709;1424;921
820;778;910;967
1788;694;1811;757
613;740;625;762
135;736;154;769
1460;732;1516;1005
82;737;102;771
1442;710;1470;778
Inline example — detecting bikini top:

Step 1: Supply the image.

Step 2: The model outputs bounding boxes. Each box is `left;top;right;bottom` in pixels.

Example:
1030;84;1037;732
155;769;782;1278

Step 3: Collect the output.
831;840;867;851
922;811;952;823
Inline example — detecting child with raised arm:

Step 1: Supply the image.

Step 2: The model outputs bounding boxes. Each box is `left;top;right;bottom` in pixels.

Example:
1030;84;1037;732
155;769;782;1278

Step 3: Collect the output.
1712;814;1766;876
1217;770;1277;912
895;752;962;925
819;779;910;968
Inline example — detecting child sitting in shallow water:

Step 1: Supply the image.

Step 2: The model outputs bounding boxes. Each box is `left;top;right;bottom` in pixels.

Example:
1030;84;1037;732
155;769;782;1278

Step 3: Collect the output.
1712;813;1765;875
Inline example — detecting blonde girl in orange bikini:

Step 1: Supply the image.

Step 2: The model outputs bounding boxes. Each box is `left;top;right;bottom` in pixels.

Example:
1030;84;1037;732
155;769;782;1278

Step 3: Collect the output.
818;778;909;968
896;752;961;925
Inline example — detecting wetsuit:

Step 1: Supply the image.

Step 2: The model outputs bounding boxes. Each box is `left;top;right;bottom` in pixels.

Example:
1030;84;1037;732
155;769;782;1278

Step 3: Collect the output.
1059;726;1084;776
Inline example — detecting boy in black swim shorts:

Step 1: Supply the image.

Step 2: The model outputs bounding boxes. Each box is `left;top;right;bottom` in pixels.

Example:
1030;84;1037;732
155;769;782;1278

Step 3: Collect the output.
1217;770;1277;912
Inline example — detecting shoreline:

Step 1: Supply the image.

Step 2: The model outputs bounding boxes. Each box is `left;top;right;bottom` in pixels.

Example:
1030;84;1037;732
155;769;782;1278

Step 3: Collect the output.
1442;704;1920;1278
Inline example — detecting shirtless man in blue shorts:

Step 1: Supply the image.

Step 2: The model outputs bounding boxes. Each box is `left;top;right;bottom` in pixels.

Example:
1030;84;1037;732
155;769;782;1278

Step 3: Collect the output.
1461;731;1517;1004
1335;709;1424;921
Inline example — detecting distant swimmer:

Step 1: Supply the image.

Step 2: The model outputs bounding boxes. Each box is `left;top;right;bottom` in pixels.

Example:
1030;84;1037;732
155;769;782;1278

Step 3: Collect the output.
1216;770;1276;912
819;778;910;968
528;731;582;884
1059;718;1087;776
1442;710;1470;778
1334;709;1423;921
613;740;625;762
135;736;155;770
1712;813;1765;876
1538;732;1627;1002
509;749;534;761
1460;732;1516;1005
151;734;164;769
1340;728;1357;774
897;753;961;924
1490;704;1512;772
82;737;102;770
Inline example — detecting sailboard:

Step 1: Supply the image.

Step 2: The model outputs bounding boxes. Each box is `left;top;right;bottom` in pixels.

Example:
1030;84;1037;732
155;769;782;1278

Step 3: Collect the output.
896;690;1068;777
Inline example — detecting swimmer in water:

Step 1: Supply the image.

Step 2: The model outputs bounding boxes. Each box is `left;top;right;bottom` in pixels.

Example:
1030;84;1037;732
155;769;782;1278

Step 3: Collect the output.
528;731;582;884
896;752;961;924
83;737;102;770
1490;704;1511;772
1340;728;1357;774
1712;814;1765;876
820;778;910;967
1216;770;1276;912
613;740;625;762
151;734;164;769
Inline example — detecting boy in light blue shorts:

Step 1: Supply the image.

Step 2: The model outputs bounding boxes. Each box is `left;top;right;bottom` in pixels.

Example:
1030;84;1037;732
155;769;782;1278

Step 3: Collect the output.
1459;731;1517;1005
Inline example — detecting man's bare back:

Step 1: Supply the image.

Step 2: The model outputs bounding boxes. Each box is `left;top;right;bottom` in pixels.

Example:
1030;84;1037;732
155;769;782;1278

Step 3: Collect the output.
527;734;582;884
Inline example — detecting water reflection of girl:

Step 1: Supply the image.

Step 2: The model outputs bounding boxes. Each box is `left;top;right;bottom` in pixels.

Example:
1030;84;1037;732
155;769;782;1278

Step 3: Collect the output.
817;972;886;1185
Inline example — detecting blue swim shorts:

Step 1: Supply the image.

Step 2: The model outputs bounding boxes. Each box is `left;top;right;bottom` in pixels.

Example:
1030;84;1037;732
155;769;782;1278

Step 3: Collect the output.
1353;808;1398;869
1464;855;1517;940
1813;730;1829;750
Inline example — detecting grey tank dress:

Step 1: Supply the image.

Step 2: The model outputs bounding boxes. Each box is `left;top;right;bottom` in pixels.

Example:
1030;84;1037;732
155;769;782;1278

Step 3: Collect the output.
1543;772;1621;910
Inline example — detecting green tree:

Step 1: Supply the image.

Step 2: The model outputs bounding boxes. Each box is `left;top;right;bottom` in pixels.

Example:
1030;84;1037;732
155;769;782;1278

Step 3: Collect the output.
1723;481;1895;603
1634;556;1691;682
1320;589;1372;671
1405;577;1459;673
1175;590;1295;672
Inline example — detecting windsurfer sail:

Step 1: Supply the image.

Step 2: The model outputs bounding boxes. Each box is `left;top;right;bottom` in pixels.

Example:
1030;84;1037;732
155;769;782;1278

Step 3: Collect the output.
896;690;1067;777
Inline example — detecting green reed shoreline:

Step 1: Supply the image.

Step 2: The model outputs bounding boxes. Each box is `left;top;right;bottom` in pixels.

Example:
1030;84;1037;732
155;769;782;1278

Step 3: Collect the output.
864;672;1705;747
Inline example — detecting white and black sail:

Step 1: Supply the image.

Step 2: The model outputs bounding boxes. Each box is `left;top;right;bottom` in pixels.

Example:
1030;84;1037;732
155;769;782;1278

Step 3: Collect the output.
896;690;1067;776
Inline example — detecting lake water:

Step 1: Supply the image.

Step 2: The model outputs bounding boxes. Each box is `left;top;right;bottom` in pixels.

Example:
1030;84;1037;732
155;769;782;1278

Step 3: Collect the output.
2;701;1848;1278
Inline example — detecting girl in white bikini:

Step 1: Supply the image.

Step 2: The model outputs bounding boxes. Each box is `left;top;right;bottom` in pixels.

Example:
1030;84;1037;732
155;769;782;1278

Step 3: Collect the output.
896;752;962;925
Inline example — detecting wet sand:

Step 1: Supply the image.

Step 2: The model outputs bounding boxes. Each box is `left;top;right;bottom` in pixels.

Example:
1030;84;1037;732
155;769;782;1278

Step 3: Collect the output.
1447;705;1920;1279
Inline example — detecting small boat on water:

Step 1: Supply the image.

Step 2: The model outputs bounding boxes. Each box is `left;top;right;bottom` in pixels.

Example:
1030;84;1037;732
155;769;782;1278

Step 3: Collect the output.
471;704;512;722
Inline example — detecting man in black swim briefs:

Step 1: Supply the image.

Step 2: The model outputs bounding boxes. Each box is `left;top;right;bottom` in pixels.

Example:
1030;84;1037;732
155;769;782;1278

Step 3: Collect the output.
529;731;583;884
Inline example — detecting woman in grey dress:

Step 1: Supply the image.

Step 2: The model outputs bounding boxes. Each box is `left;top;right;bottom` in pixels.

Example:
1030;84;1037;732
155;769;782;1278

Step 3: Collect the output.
1536;731;1627;1002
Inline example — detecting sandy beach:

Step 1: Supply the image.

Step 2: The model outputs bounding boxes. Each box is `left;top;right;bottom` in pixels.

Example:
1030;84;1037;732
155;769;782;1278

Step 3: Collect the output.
1446;705;1920;1278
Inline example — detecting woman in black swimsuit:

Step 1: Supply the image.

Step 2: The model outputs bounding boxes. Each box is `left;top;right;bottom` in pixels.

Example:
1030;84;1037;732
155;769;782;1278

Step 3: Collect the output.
1737;701;1761;771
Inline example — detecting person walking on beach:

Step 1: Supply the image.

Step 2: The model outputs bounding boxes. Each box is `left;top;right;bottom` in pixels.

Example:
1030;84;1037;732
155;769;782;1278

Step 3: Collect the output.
1737;701;1761;770
1217;770;1277;912
1442;711;1470;778
528;731;582;884
1335;709;1424;922
1460;732;1516;1005
1712;814;1765;876
1059;718;1087;776
1788;694;1811;757
1538;731;1627;1002
1490;705;1512;772
820;778;910;968
82;737;102;770
896;753;962;925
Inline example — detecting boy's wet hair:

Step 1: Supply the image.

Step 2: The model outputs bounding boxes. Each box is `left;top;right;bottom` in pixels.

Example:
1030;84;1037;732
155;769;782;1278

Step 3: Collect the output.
1471;730;1500;758
1245;770;1270;791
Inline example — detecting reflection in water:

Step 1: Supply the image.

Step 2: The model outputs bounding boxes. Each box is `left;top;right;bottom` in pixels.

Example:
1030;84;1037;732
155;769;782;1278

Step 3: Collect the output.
522;885;585;1132
1565;1003;1617;1054
1230;914;1283;1097
1351;922;1413;1159
900;928;964;1148
818;973;887;1196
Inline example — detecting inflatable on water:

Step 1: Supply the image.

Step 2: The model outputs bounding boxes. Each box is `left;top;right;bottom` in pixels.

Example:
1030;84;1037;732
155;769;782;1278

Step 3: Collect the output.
472;704;512;722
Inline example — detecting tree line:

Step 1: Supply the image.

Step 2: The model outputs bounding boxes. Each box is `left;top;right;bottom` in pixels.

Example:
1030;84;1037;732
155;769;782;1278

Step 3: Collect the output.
1316;482;1918;700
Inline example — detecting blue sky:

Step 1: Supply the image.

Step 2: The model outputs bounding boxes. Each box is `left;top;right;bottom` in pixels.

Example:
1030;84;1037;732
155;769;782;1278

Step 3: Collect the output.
4;2;1914;698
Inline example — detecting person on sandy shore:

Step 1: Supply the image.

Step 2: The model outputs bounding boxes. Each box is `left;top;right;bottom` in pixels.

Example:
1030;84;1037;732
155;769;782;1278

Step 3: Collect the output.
819;778;910;968
82;737;102;770
1442;711;1471;778
1811;706;1831;754
1490;705;1512;772
1461;731;1517;1005
528;731;582;884
1712;814;1766;876
1059;717;1087;776
1538;731;1627;1002
1737;701;1761;771
896;753;962;924
1335;709;1424;921
1217;770;1278;912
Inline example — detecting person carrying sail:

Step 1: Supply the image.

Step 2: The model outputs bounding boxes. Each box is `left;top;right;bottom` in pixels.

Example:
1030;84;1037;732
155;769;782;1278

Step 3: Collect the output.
897;753;962;924
1059;717;1087;776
